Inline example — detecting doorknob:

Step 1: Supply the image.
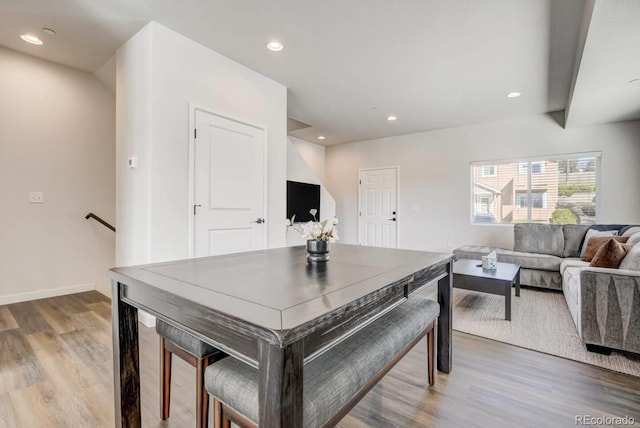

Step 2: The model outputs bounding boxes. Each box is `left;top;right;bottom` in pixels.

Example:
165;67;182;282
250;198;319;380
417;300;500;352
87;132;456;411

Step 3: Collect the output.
253;218;265;224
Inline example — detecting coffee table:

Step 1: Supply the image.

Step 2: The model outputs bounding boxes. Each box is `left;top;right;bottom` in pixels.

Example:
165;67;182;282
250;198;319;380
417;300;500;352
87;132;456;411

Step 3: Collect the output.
453;259;520;321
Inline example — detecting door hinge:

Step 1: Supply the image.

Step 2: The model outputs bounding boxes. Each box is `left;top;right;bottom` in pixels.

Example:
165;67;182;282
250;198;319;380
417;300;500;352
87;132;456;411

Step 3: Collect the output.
359;211;361;216
194;128;197;139
359;179;361;185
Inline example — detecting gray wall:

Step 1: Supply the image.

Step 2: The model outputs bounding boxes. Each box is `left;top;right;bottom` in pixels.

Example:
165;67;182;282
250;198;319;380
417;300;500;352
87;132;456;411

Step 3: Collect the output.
326;113;640;252
0;46;115;301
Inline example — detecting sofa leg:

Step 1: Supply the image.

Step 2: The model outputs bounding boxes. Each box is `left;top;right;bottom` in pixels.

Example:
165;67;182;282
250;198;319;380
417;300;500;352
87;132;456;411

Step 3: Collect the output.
586;344;612;355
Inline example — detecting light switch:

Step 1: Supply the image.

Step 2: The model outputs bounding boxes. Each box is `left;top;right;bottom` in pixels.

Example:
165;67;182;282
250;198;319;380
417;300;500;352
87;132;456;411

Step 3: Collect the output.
29;192;44;203
128;156;138;168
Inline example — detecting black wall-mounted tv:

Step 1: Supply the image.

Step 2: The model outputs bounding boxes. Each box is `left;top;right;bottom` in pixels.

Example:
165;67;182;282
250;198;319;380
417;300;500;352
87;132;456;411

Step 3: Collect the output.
287;180;321;222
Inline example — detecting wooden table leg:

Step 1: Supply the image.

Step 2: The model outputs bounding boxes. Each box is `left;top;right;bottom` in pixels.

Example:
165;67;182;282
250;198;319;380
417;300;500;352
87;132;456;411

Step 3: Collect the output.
437;262;452;373
111;280;141;428
258;340;303;427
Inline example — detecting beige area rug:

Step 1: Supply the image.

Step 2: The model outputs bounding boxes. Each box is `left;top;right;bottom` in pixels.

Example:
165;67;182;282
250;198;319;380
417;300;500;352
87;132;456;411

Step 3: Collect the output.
452;287;640;377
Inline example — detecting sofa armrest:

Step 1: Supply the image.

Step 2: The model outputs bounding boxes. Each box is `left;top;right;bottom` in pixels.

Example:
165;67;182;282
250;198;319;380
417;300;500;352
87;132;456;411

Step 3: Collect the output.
580;268;640;353
581;267;640;278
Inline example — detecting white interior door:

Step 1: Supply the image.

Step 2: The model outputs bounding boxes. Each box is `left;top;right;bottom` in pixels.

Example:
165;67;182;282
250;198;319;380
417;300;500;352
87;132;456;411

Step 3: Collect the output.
358;167;398;248
193;109;266;257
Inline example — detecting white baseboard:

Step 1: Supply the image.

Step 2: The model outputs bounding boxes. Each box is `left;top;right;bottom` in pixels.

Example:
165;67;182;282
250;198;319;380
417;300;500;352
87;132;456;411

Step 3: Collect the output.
138;310;156;328
0;282;96;306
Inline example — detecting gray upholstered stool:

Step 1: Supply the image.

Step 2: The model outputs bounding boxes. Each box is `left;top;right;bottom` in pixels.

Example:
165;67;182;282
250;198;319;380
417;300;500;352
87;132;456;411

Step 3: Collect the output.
156;319;226;428
205;297;439;428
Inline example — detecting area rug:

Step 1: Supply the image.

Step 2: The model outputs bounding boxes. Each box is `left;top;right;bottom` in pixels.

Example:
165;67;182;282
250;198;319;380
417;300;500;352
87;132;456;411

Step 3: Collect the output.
452;287;640;377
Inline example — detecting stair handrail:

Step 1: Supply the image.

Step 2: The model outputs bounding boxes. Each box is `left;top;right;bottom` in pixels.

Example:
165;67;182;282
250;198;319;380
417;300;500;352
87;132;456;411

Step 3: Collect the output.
85;213;116;232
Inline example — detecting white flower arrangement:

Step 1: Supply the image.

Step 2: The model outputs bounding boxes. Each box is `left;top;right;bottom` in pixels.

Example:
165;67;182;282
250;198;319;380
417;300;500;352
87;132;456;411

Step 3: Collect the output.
286;209;339;242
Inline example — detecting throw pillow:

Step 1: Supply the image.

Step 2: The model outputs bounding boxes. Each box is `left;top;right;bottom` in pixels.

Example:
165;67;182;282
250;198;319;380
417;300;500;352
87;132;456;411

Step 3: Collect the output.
628;232;640;246
582;236;628;262
589;240;634;269
579;229;618;258
621;226;640;237
619;244;640;271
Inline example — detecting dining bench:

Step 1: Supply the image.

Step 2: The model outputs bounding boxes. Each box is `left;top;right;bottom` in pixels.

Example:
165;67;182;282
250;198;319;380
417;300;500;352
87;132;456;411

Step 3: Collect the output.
204;296;440;428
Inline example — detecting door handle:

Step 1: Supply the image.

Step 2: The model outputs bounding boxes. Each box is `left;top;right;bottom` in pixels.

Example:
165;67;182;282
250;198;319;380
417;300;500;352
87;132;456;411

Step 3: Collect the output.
253;218;265;224
388;217;397;221
193;204;201;215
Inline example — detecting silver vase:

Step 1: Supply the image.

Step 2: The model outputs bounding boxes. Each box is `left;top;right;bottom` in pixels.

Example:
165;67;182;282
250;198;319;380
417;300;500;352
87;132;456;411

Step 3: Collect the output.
307;240;330;263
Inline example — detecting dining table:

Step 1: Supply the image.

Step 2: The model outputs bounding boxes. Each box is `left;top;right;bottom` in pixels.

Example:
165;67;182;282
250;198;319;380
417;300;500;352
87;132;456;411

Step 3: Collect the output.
108;243;454;427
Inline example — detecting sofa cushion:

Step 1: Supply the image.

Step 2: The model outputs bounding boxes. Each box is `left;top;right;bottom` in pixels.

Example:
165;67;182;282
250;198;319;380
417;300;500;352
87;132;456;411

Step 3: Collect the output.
514;223;564;257
560;258;589;275
620;226;640;237
453;245;492;260
619;244;640;271
495;249;562;271
589;239;633;269
580;229;618;258
455;245;561;271
582;236;628;262
628;232;640;246
562;225;590;257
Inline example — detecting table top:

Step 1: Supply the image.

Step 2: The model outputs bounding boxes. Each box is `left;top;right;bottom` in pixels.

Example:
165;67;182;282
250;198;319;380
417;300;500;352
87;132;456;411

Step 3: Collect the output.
453;259;520;281
109;244;453;331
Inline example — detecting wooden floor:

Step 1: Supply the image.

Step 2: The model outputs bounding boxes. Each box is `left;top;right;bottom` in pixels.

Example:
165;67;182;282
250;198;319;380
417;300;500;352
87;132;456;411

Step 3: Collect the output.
0;292;638;427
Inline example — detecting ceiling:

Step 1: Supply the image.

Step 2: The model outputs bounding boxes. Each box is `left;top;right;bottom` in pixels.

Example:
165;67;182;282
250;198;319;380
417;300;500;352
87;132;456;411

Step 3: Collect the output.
1;0;639;145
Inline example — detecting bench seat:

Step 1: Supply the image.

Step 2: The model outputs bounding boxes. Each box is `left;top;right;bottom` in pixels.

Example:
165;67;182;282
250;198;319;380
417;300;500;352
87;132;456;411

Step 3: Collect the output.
205;297;439;428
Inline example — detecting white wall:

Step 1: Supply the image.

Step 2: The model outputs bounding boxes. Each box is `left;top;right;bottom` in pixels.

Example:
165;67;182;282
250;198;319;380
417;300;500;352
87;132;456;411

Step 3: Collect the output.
286;137;336;246
326;114;640;253
0;46;115;302
116;22;288;267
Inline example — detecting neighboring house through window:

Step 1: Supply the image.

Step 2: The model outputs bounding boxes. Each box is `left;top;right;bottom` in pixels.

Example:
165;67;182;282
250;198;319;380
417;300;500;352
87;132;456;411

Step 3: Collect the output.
471;152;600;225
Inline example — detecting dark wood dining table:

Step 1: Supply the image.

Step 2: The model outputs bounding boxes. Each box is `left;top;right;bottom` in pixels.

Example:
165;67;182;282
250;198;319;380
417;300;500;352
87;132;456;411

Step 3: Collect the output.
109;243;454;427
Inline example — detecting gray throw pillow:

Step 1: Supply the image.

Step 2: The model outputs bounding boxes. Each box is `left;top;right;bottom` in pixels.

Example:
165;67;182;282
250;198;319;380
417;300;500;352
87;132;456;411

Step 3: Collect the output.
622;227;640;238
619;244;640;271
580;229;618;258
628;232;640;246
563;224;590;257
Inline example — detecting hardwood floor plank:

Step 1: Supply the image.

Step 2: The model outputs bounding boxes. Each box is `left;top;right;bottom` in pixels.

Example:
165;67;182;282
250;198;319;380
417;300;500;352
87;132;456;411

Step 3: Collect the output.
10;382;70;427
0;307;18;332
33;300;79;334
60;329;113;380
88;300;112;322
0;393;18;428
0;329;46;391
7;302;52;335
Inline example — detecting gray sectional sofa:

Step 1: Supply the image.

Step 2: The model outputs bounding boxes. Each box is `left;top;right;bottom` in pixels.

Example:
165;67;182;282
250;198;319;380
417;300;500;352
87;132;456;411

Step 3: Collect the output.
454;223;640;354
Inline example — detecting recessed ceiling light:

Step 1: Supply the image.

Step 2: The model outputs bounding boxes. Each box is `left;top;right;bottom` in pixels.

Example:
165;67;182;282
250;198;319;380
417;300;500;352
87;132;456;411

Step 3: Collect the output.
266;41;283;52
317;135;326;140
20;34;43;45
507;91;522;98
387;115;397;121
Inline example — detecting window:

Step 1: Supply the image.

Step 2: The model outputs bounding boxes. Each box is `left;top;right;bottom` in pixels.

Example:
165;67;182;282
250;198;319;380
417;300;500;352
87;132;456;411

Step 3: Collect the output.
482;165;496;177
519;161;545;174
516;191;547;208
471;153;600;225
